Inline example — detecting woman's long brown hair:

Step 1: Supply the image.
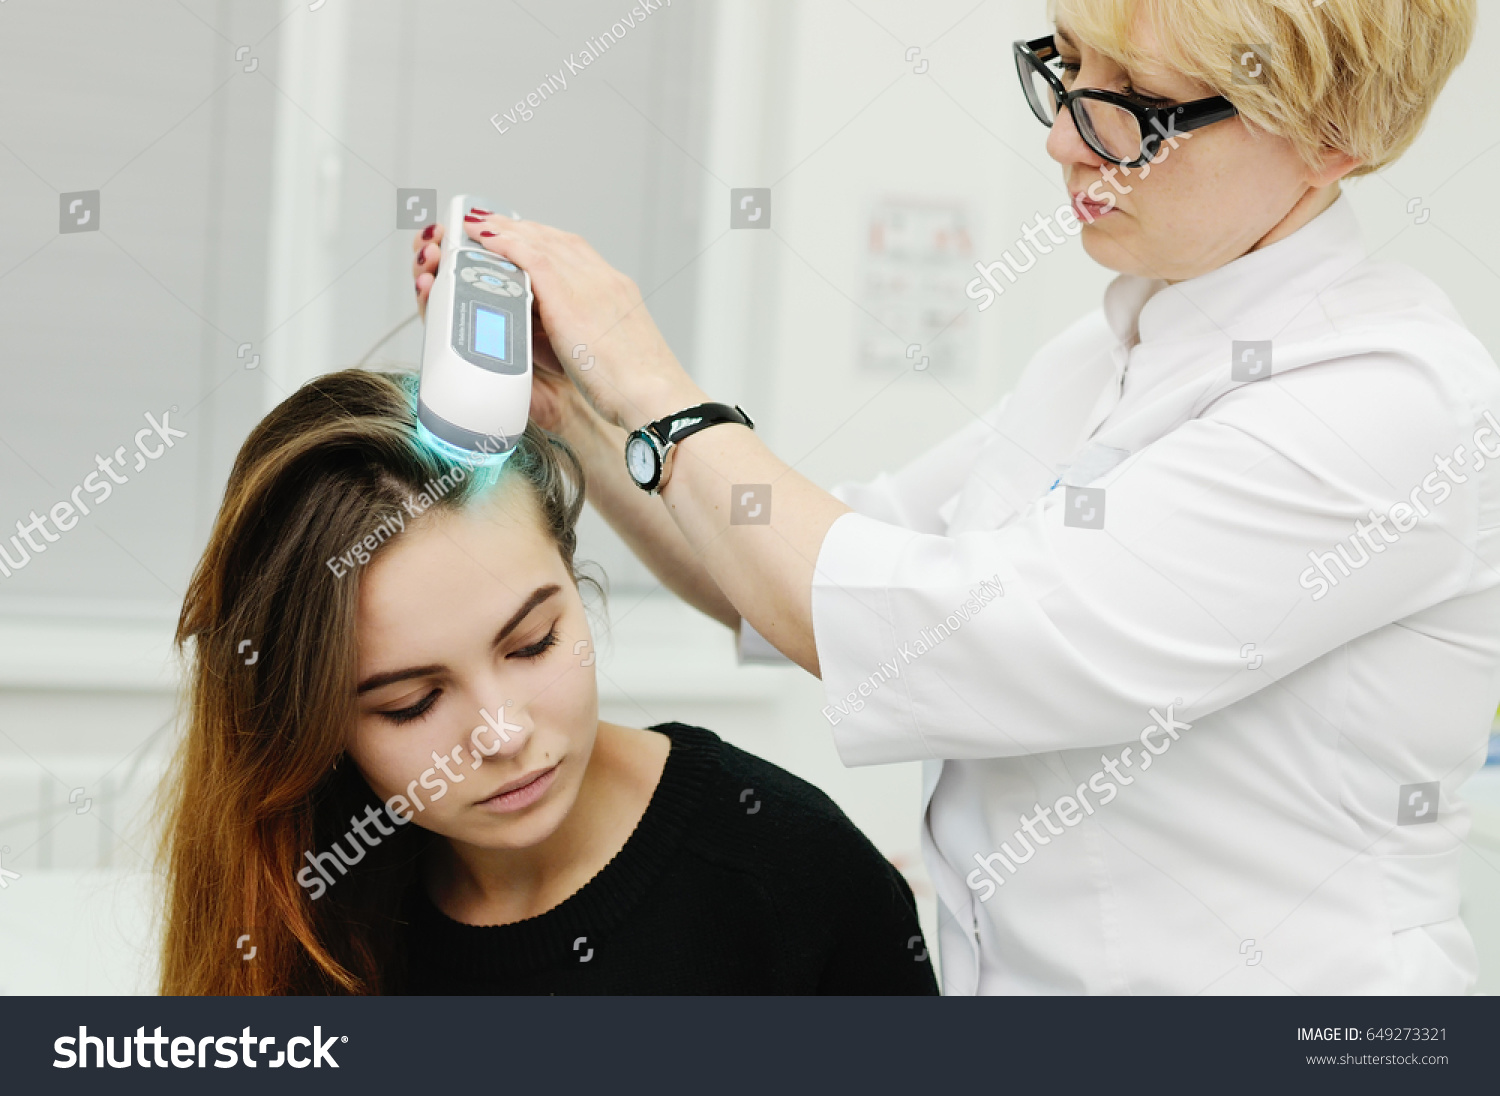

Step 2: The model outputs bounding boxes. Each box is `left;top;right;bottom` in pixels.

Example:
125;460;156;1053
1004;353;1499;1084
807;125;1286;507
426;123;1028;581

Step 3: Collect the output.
155;368;592;994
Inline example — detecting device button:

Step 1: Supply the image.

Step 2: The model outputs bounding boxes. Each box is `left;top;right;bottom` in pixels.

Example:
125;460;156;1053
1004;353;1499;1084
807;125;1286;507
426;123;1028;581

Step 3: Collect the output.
459;249;518;273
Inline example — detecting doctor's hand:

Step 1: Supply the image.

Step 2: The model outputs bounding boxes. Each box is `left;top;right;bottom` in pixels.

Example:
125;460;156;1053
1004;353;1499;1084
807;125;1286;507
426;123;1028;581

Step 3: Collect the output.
459;214;709;432
411;223;595;438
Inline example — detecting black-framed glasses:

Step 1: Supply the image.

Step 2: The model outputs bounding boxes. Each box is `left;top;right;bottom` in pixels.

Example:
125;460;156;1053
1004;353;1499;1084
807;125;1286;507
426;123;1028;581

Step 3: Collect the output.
1014;34;1238;168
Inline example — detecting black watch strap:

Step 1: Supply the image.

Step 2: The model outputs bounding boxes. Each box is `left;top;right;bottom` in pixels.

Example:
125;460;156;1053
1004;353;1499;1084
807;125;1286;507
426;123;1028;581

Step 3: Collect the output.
647;402;755;446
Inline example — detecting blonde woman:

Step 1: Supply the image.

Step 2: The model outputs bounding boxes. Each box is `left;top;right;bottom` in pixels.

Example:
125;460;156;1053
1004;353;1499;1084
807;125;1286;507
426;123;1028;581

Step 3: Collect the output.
419;1;1493;993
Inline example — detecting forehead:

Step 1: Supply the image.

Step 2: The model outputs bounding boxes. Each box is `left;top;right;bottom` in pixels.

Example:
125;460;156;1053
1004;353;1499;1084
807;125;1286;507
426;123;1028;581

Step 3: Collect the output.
1053;14;1197;90
354;482;563;668
1054;16;1160;60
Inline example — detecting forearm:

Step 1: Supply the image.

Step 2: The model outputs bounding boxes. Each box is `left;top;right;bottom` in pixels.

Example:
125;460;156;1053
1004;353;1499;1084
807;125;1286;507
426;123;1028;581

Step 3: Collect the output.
656;414;852;677
450;217;851;666
566;409;743;632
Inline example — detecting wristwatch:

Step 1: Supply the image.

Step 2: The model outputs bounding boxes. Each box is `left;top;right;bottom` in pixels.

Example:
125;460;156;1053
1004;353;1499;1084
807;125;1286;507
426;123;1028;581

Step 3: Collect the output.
624;402;755;494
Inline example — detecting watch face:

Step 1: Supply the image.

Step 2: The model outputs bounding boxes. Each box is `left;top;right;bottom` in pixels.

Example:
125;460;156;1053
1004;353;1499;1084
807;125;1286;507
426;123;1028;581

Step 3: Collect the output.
625;433;658;486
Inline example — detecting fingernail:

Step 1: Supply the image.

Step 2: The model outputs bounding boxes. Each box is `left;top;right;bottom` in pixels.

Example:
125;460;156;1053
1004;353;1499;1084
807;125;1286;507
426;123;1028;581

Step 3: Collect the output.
416;245;427;263
421;224;435;240
480;231;496;237
470;207;492;215
464;214;483;222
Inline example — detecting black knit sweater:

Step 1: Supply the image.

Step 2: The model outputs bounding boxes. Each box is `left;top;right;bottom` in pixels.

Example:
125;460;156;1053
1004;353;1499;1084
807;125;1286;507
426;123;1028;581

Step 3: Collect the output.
392;722;938;994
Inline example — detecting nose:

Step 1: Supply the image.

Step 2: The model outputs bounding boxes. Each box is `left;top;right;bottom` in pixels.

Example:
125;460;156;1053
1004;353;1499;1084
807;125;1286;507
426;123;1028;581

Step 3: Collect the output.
1046;101;1105;172
465;699;531;769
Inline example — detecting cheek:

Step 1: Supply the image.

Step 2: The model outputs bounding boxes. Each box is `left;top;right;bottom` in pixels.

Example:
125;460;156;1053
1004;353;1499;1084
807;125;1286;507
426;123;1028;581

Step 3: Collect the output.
527;652;599;744
349;719;453;801
1152;131;1290;222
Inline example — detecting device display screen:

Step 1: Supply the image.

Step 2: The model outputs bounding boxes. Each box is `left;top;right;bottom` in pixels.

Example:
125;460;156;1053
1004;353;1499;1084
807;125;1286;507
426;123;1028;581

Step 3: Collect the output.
471;305;509;362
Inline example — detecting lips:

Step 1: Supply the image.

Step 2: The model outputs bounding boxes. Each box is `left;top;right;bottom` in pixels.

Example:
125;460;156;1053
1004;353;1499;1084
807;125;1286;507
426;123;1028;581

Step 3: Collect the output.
483;764;556;801
474;762;560;815
1071;189;1117;221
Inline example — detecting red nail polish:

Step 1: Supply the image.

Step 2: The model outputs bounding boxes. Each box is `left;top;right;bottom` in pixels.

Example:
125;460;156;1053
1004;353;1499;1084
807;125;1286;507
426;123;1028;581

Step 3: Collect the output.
464;214;483;222
421;224;435;240
470;207;492;216
480;231;496;237
416;245;428;264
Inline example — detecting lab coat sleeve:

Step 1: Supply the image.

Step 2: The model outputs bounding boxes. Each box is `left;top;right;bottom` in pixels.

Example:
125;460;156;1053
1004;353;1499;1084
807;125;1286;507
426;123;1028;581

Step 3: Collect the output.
810;353;1492;765
739;397;1013;662
829;396;1011;531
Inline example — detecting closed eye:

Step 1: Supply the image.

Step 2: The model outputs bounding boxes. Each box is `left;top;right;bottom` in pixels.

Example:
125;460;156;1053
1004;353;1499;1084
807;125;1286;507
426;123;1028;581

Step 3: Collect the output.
1057;61;1172;107
381;688;441;725
1123;87;1172;108
510;625;559;660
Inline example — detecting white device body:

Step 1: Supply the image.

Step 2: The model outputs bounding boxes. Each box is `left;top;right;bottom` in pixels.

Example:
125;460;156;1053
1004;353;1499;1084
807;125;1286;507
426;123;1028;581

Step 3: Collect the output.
417;193;532;458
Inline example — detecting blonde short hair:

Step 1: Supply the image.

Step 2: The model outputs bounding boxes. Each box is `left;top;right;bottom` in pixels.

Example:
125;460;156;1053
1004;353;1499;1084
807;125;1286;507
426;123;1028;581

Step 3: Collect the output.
1047;0;1476;176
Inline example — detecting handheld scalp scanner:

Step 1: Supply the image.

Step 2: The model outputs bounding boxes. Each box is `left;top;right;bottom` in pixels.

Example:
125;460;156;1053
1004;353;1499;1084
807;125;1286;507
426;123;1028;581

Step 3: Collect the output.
417;194;532;466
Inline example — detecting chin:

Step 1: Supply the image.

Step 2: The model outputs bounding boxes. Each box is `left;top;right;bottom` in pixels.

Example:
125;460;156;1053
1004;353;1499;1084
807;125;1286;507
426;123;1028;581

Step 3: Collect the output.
1081;232;1150;279
463;768;582;850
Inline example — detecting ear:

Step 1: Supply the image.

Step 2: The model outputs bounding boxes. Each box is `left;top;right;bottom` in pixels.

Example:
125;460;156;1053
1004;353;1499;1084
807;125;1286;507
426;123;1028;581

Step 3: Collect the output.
1308;148;1362;189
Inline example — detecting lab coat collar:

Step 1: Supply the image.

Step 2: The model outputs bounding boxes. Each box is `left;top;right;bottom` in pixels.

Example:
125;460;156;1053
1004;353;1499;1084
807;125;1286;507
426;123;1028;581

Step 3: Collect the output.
1101;191;1365;350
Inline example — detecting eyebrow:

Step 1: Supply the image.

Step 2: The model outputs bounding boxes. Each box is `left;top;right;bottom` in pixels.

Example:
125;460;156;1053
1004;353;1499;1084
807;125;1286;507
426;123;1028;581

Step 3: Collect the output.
355;583;563;695
1053;24;1169;96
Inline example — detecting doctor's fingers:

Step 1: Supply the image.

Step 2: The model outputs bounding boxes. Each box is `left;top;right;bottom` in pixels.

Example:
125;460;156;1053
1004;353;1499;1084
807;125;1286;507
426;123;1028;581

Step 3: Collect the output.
412;227;446;319
411;222;444;254
413;270;435;320
466;216;631;296
467;224;632;339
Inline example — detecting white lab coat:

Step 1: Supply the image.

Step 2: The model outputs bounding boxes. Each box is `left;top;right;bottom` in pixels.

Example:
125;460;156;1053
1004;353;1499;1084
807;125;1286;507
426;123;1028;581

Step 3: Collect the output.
809;194;1500;994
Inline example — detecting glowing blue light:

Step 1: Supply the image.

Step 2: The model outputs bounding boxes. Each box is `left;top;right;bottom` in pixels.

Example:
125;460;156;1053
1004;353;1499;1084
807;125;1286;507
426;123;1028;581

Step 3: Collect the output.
415;419;517;474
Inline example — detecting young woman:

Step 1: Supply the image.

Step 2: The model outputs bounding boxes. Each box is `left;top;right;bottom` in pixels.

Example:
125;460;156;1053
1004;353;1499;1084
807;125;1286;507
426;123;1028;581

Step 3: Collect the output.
155;368;936;995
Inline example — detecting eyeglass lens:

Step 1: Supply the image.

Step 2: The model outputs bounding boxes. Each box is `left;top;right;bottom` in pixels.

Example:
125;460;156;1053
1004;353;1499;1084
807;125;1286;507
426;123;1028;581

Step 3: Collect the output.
1021;53;1143;163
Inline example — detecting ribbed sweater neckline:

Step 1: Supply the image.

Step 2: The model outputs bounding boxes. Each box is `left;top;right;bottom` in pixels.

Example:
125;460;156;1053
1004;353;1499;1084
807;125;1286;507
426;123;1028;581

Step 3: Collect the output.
402;722;713;975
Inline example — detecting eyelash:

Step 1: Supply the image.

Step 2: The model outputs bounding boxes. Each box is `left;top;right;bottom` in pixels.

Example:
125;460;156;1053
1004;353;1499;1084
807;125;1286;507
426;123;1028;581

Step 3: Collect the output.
512;626;559;661
384;689;440;726
377;625;560;725
1057;61;1171;108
